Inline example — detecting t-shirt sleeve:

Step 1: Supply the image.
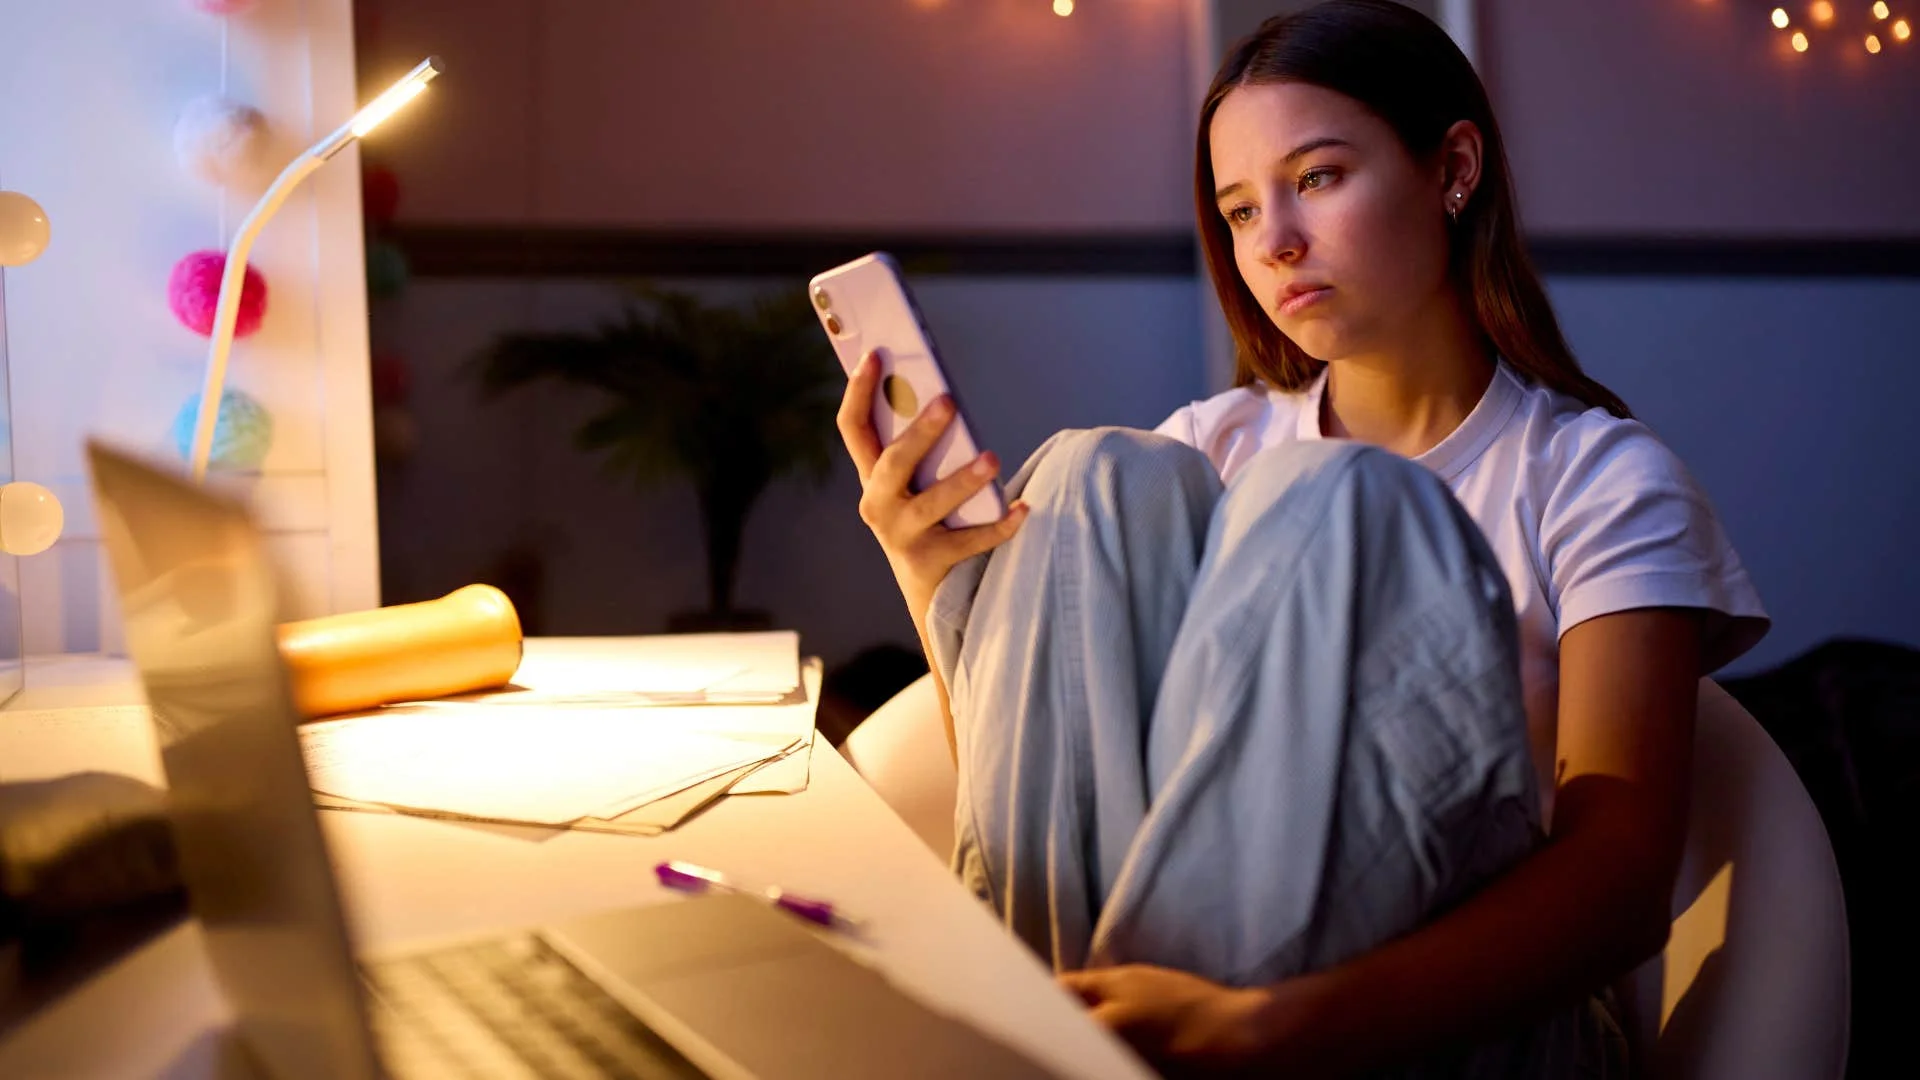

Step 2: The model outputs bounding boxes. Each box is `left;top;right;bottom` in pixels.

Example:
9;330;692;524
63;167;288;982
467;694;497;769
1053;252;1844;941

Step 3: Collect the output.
1540;421;1769;672
1152;404;1199;446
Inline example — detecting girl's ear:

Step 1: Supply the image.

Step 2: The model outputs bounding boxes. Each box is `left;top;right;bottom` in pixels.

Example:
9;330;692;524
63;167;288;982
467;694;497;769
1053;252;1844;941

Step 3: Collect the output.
1437;119;1484;210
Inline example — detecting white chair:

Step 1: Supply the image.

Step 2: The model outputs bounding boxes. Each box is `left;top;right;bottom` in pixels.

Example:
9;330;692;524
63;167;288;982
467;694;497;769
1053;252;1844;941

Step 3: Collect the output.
1615;680;1850;1079
840;674;956;860
842;675;1852;1078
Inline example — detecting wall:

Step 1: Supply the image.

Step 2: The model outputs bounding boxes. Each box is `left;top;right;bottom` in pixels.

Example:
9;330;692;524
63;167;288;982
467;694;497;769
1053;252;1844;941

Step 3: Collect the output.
0;0;379;654
1485;0;1920;237
360;0;1195;231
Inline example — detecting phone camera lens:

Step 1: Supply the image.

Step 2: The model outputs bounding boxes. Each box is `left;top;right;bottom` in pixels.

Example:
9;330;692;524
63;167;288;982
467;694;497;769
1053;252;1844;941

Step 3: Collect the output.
811;287;832;311
824;313;844;335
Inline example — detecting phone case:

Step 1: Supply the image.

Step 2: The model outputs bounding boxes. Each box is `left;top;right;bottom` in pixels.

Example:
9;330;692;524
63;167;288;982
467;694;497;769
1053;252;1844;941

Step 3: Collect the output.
808;252;1006;529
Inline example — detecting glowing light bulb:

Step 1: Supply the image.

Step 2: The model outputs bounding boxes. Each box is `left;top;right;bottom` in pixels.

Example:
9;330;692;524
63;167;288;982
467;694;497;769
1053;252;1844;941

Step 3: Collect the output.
1053;0;1073;15
1772;7;1791;28
1810;1;1834;25
1792;29;1811;49
1867;32;1883;51
1895;17;1911;39
1872;1;1889;19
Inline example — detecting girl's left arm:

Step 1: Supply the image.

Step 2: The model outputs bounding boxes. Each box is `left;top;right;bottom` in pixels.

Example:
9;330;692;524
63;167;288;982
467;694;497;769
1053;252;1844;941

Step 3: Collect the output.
1064;607;1704;1076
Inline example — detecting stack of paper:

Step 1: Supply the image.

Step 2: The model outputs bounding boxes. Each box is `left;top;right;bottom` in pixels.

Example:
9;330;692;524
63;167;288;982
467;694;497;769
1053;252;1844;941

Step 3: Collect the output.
299;634;821;835
473;631;806;705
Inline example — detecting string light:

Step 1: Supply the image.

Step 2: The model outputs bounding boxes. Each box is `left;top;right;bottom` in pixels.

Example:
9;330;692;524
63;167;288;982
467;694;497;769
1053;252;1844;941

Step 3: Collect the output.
1765;3;1909;57
1053;0;1073;15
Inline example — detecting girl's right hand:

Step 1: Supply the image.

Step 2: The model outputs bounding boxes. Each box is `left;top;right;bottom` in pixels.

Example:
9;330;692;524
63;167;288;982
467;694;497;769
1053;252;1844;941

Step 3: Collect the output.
836;349;1029;621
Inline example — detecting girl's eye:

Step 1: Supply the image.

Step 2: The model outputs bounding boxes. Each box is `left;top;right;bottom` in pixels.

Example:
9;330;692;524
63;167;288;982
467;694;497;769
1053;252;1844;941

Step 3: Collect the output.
1299;167;1341;193
1225;205;1256;226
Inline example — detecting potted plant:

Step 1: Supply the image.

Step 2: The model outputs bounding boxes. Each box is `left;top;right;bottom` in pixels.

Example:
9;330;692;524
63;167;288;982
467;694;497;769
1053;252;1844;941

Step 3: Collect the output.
474;284;843;632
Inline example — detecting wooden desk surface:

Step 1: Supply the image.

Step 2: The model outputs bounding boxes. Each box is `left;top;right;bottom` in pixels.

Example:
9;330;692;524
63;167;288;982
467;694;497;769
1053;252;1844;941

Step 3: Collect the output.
0;647;1151;1079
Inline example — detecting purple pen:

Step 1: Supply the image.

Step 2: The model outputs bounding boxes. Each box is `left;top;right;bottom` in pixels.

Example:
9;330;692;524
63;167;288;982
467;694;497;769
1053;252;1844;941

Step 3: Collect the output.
654;860;852;930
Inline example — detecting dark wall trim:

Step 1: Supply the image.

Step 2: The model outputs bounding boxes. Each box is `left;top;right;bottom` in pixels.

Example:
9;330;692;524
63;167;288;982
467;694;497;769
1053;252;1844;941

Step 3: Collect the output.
385;226;1920;279
385;227;1200;278
1530;237;1920;278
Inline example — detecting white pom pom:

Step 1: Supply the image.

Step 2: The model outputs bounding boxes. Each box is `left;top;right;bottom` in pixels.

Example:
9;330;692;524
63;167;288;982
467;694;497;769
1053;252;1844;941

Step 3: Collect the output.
0;481;63;556
174;95;268;189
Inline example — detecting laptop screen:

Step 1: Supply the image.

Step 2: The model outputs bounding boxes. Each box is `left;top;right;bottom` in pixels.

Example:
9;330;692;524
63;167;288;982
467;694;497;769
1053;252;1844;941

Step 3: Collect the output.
86;440;381;1080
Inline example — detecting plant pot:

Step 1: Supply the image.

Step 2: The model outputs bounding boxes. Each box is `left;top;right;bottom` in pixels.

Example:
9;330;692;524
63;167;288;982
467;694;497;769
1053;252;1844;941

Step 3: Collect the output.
665;608;775;634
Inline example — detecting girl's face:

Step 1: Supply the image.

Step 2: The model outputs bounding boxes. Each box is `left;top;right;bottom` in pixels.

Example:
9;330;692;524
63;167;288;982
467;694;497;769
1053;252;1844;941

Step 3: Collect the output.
1209;81;1455;364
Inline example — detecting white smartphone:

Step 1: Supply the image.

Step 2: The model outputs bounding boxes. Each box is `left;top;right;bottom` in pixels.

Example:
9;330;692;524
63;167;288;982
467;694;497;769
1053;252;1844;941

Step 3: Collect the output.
808;251;1007;529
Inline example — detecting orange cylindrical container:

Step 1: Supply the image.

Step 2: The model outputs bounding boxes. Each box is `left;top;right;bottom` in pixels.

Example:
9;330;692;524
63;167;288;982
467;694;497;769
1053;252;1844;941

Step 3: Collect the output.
275;584;524;719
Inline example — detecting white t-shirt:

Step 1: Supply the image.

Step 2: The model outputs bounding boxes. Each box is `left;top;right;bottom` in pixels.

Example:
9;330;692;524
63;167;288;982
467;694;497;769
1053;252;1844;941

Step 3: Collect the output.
1154;359;1768;803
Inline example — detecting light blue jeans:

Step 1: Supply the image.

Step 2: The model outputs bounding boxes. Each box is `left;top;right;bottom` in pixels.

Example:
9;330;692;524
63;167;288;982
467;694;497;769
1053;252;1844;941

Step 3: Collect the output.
929;428;1584;1075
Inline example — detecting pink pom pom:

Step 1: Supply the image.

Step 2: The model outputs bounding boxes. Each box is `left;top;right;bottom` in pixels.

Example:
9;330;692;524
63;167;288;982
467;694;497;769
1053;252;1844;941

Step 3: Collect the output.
168;250;269;338
190;0;260;14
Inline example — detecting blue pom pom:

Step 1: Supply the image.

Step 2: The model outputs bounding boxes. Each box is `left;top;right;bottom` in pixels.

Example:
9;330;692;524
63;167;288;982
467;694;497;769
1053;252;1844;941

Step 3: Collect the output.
172;388;274;470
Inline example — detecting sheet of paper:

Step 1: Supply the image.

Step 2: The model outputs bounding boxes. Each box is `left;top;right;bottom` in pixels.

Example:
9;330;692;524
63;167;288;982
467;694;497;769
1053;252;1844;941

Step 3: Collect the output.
595;758;762;832
313;754;769;836
696;659;820;794
730;727;815;795
586;740;794;820
298;708;780;826
468;632;802;705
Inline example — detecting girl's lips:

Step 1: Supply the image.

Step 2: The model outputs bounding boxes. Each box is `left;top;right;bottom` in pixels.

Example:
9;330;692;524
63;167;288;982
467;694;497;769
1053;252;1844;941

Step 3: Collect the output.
1279;286;1333;316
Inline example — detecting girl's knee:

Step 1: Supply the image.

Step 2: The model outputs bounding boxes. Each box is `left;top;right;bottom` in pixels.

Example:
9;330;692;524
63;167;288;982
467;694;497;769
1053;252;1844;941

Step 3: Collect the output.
1016;427;1221;515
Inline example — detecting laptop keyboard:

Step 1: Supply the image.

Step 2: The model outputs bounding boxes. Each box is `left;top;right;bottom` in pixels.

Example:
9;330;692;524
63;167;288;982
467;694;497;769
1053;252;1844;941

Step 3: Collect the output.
362;934;711;1079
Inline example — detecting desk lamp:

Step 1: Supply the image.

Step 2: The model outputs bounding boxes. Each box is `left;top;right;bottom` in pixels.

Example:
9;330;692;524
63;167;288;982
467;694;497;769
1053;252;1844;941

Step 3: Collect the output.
186;56;443;481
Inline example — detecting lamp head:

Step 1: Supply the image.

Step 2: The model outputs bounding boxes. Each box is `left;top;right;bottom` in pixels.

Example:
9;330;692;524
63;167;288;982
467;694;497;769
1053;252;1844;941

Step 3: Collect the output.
317;56;443;160
351;56;444;138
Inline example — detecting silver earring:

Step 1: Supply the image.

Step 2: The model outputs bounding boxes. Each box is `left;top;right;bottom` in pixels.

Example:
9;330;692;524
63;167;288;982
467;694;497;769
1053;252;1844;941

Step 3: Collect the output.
1448;190;1465;225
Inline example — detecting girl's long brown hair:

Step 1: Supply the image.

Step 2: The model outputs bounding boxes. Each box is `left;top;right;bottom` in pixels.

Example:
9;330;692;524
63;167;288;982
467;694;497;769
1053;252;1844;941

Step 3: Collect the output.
1197;0;1630;417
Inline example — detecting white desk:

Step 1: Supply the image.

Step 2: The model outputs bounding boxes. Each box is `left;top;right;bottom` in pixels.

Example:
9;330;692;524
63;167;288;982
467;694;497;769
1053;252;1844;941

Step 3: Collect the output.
0;647;1152;1079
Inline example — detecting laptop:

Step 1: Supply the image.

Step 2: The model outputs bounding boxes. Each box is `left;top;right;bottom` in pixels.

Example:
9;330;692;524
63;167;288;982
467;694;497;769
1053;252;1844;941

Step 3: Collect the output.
83;440;1057;1080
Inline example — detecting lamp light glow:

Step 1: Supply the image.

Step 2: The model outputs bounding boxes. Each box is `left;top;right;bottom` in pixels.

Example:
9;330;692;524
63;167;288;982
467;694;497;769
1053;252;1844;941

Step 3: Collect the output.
1792;29;1811;50
1873;1;1890;19
350;63;437;138
1895;17;1911;39
188;56;442;481
1772;7;1791;28
1867;33;1883;52
1810;1;1834;26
